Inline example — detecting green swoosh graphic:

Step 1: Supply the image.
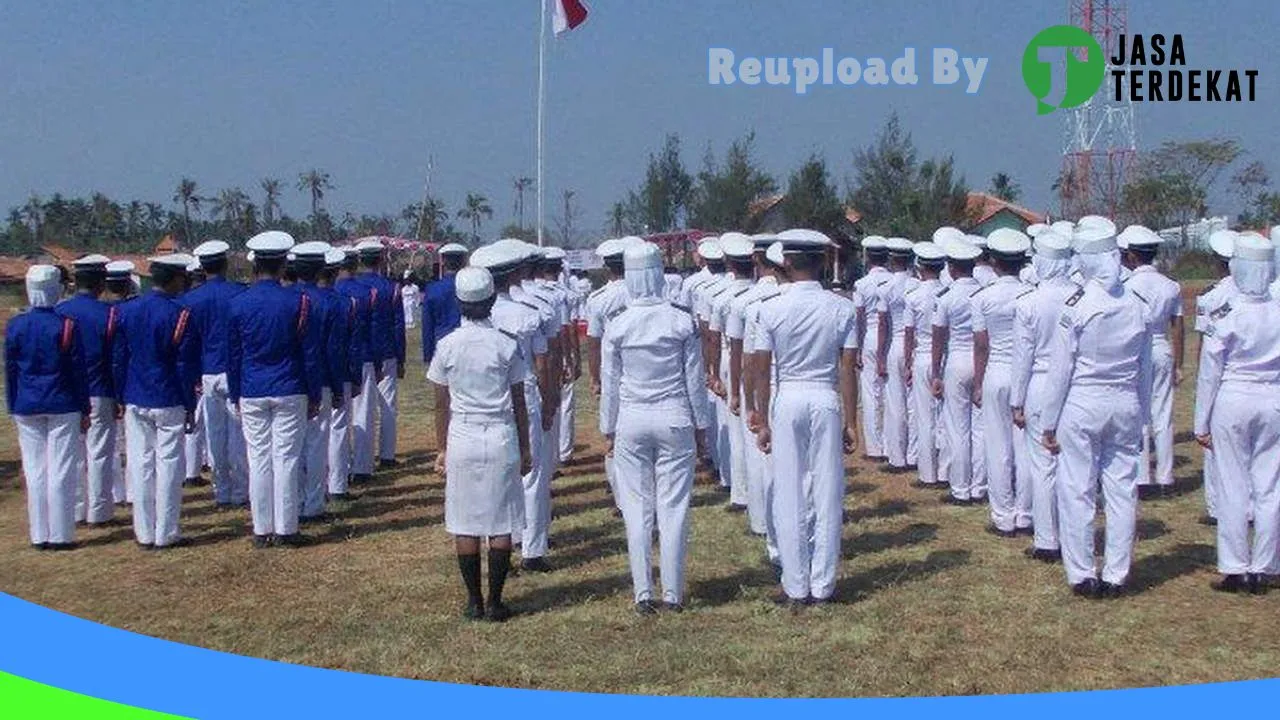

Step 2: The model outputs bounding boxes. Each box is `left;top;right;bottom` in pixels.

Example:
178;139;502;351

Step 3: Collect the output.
0;671;191;718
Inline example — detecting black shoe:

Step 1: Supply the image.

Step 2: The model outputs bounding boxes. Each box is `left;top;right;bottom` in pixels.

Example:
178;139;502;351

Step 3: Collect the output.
724;504;747;514
1014;526;1034;537
663;601;684;613
47;542;78;552
378;459;400;470
31;543;49;552
329;493;350;501
1247;574;1268;595
1071;578;1101;598
986;526;1017;539
1199;514;1218;526
634;600;659;616
155;537;191;550
274;533;308;548
611;507;623;518
1212;574;1248;593
1025;547;1062;563
807;596;834;607
201;464;211;474
76;520;88;528
299;514;330;525
252;535;272;550
184;477;208;487
463;600;486;621
137;542;156;552
942;495;971;506
520;558;554;573
352;473;373;484
487;602;513;622
1098;581;1125;599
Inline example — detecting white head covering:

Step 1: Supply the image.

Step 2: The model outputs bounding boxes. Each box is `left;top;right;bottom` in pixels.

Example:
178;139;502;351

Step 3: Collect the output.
456;266;495;303
1032;230;1072;282
1073;224;1122;293
1231;232;1275;297
26;265;61;309
623;242;665;301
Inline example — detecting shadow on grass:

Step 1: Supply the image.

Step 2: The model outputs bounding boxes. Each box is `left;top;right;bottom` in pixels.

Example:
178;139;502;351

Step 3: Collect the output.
1128;542;1214;593
834;549;971;603
687;563;779;607
844;522;939;557
552;520;623;549
511;572;634;615
340;495;442;522
554;495;620;519
845;481;877;496
844;499;914;524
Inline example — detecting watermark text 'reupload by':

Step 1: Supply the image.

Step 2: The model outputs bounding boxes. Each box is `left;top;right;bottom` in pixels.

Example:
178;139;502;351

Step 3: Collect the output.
708;47;988;95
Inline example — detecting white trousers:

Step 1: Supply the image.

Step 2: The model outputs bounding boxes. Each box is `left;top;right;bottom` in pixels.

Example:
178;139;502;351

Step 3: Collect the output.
185;393;207;479
1198;347;1219;519
613;408;696;604
351;363;377;475
76;397;117;524
16;413;80;545
742;380;768;536
1210;384;1280;575
859;333;885;457
376;359;399;462
983;364;1031;532
202;374;247;505
713;394;732;488
125;405;187;547
241;395;306;537
943;353;986;500
521;388;550;558
884;339;912;468
771;384;844;601
558;380;576;462
1025;373;1061;551
328;383;353;495
113;417;128;504
728;401;749;509
1056;387;1141;586
301;387;331;519
1138;340;1175;487
911;355;940;485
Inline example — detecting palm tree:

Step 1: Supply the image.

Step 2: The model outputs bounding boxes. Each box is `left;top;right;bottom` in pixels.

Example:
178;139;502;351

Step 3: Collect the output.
456;193;493;242
210;188;250;229
260;178;282;225
512;176;534;229
297;169;333;219
21;195;43;242
989;172;1022;203
609;201;627;236
173;178;201;243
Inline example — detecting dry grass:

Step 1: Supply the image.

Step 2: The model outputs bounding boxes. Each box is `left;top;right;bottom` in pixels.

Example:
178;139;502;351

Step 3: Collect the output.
1;295;1278;698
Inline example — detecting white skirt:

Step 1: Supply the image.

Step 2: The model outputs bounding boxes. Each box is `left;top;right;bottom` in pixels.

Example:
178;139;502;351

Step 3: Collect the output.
445;419;521;536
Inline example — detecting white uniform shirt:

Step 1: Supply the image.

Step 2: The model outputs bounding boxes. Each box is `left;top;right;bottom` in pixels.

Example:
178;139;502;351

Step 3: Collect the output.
427;318;526;418
974;264;997;287
1019;264;1039;286
876;271;920;344
586;279;629;339
1041;284;1154;430
663;273;684;304
742;280;784;355
853;266;891;347
599;299;710;435
903;278;941;359
1010;277;1080;408
1195;276;1237;334
727;277;777;345
710;278;753;335
1124;265;1182;338
490;293;547;384
511;283;558;344
970;275;1032;365
694;273;731;324
931;277;983;352
757;281;859;387
680;267;712;308
1194;295;1280;435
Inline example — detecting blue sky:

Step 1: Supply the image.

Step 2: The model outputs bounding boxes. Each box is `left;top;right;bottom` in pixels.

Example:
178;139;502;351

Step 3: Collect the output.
1;1;1275;238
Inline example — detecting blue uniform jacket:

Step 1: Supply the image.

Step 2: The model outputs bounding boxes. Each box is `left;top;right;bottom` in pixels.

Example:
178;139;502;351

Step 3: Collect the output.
5;308;90;416
55;293;115;399
421;274;460;363
226;279;322;405
181;276;246;376
336;277;371;373
295;282;348;399
356;272;406;366
111;290;200;412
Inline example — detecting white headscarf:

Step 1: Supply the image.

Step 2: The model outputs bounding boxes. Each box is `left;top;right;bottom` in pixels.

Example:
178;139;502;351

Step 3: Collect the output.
26;265;61;309
1077;249;1123;294
1032;253;1072;283
623;242;666;302
1230;256;1275;297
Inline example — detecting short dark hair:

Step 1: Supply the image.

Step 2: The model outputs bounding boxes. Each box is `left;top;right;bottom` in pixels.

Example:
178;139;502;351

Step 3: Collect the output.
106;278;132;296
787;251;824;275
295;262;321;283
460;297;495;320
73;271;106;293
604;258;625;276
255;257;285;277
728;257;754;276
442;255;466;272
360;254;381;269
151;265;181;288
992;254;1023;275
201;257;227;276
1130;246;1158;264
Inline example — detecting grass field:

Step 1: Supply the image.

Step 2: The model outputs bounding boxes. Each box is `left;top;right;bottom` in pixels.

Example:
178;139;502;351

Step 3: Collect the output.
1;299;1278;699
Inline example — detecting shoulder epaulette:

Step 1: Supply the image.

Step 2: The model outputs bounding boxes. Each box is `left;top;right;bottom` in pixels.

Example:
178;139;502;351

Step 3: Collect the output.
969;284;991;298
936;287;951;298
589;286;608;299
606;306;627;321
498;329;519;342
1210;302;1232;321
172;308;191;346
517;300;538;311
105;305;120;344
59;317;76;354
672;303;693;314
876;279;890;287
733;287;752;298
1016;288;1036;299
710;287;730;298
760;293;782;304
1130;289;1149;305
296;294;310;337
1065;287;1084;306
1198;281;1219;296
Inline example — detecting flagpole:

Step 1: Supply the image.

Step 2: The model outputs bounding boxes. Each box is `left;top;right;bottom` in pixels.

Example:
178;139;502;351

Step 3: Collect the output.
536;0;547;247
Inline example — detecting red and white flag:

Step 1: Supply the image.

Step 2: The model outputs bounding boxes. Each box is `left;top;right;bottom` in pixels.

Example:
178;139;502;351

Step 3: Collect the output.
552;0;588;35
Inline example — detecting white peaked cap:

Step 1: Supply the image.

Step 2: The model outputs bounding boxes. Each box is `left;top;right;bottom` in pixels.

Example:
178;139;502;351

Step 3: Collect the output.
247;231;296;258
697;239;725;261
965;234;988;249
325;248;347;266
779;228;835;251
1234;232;1274;261
455;266;495;302
1208;229;1237;259
766;241;785;266
193;240;231;259
149;253;197;269
1033;230;1073;259
292;241;332;261
596;238;625;259
750;233;778;248
72;254;112;268
912;242;946;263
469;242;524;271
986;228;1031;256
932;227;964;245
720;233;754;259
885;237;914;255
1073;224;1118;254
1117;225;1163;249
438;243;468;256
1051;220;1076;236
186;260;201;273
1026;223;1050;238
943;238;982;261
355;238;385;255
543;246;567;261
861;235;887;250
106;260;135;278
623;242;662;271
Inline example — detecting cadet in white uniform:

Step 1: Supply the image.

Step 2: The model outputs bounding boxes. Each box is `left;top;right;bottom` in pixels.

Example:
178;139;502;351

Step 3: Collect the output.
1194;230;1239;524
1010;229;1076;562
1194;233;1280;595
971;235;997;287
429;267;532;621
586;238;633;505
853;237;890;459
933;227;965;287
709;233;755;511
755;229;859;607
876;238;919;471
601;242;710;614
1041;225;1153;598
540;247;581;465
1118;226;1184;494
744;242;789;566
971;229;1034;536
903;242;946;487
931;238;986;504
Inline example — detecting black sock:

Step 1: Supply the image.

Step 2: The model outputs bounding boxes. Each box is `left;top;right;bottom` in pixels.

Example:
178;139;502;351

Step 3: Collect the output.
488;547;512;606
457;554;483;607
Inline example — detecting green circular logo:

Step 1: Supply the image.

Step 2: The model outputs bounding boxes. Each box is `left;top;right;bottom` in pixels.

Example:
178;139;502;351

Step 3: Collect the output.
1022;25;1106;115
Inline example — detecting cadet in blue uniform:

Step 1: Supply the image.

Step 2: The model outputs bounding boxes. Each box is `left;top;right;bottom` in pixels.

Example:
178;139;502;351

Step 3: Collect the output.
182;259;210;486
112;254;200;550
184;241;249;508
8;265;90;550
335;248;372;483
422;243;468;365
291;241;347;522
321;248;360;500
104;261;138;505
354;239;406;471
58;254;118;526
228;232;324;548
